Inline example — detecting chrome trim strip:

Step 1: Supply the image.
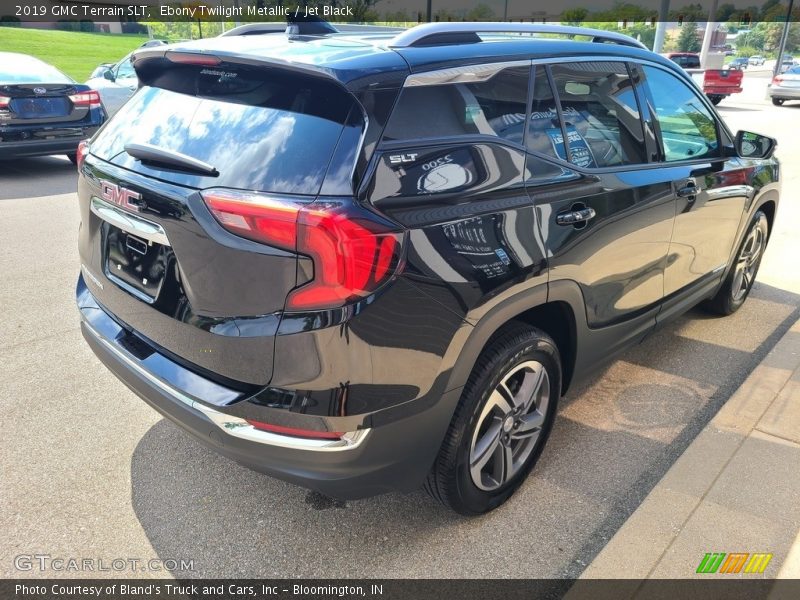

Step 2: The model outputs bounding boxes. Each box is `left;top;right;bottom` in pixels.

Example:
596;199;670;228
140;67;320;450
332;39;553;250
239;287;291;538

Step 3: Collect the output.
90;197;171;247
404;60;531;87
83;320;369;452
389;22;647;50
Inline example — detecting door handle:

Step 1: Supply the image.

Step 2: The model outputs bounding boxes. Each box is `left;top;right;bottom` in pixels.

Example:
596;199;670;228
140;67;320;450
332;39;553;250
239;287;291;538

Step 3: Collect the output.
556;207;596;226
676;179;698;201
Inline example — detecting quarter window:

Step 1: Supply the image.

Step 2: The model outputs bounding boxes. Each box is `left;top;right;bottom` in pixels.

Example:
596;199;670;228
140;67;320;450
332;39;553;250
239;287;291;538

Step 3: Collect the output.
642;66;720;162
382;66;529;144
549;62;647;169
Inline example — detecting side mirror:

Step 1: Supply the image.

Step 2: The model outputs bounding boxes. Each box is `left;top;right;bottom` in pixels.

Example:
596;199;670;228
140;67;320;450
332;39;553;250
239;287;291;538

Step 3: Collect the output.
735;130;776;160
103;69;116;82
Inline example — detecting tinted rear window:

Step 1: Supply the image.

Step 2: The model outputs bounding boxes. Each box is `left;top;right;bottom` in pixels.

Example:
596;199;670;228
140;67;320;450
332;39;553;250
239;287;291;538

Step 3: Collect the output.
90;66;360;195
0;56;72;84
669;55;700;69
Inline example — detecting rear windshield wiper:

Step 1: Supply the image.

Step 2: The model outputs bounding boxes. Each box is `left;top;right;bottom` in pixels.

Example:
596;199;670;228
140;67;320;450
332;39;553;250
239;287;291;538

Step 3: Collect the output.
124;143;219;177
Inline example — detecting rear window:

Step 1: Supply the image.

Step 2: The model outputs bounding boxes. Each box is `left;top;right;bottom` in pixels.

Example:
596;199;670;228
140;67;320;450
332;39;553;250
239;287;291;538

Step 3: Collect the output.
669;55;700;69
0;57;72;84
90;66;360;195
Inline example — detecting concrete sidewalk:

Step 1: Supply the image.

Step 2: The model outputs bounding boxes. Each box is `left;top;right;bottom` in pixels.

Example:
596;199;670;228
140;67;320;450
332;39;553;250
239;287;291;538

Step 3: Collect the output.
580;317;800;581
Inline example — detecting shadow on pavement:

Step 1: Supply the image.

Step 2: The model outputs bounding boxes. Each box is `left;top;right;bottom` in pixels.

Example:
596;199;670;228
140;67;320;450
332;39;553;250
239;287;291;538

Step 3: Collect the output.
0;156;77;200
129;283;800;578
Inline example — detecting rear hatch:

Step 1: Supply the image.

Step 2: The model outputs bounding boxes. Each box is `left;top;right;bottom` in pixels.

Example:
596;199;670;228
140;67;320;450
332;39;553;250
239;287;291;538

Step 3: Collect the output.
78;58;362;386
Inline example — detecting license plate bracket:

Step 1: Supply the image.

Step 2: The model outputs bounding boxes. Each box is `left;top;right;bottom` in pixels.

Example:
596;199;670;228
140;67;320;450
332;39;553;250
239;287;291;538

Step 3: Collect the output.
104;224;172;303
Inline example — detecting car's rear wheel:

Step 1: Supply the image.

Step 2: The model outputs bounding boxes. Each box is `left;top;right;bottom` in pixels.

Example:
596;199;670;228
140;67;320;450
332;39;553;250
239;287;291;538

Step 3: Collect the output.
709;95;723;105
424;324;560;514
66;153;78;165
772;98;785;106
704;211;769;316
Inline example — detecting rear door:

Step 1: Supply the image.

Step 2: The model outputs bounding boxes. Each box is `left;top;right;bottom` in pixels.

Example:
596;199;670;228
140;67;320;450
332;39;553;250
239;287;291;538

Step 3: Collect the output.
638;64;748;306
79;63;361;385
529;60;675;344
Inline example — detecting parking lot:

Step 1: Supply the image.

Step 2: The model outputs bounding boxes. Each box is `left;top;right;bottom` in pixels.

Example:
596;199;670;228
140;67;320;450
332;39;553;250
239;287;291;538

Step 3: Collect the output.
2;69;799;579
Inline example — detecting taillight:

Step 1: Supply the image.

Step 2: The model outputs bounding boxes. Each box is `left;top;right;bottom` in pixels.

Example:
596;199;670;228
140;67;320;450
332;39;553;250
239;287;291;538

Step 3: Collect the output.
69;90;102;109
201;189;404;311
0;96;9;110
773;76;784;85
76;140;89;171
245;419;344;440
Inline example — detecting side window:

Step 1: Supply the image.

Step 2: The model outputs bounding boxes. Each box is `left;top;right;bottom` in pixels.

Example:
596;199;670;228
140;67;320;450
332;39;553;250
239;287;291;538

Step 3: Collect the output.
642;66;720;162
549;61;647;169
382;66;529;144
116;57;136;80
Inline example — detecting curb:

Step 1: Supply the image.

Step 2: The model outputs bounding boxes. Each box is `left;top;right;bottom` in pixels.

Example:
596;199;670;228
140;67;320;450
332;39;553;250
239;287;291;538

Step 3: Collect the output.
577;317;800;581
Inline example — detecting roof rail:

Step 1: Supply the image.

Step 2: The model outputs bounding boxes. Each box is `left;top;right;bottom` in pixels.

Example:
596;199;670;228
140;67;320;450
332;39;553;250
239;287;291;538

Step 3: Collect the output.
388;22;648;50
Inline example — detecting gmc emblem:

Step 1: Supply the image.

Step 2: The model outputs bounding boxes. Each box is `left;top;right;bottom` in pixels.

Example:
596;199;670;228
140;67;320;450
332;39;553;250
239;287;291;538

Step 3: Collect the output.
100;180;142;212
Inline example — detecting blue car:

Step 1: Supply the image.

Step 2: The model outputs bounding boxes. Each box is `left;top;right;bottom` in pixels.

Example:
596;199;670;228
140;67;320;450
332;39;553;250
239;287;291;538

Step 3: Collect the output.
0;52;106;162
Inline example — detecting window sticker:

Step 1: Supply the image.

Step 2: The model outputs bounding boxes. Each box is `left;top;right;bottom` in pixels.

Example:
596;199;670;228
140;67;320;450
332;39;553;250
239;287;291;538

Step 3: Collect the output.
545;125;597;169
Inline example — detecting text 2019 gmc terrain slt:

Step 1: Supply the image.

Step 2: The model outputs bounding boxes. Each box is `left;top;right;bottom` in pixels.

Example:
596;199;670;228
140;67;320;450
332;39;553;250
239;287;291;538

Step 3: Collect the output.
76;22;779;514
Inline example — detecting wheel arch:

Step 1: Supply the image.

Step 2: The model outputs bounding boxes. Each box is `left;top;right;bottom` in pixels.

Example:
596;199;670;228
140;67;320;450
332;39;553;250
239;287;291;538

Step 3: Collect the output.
443;283;583;399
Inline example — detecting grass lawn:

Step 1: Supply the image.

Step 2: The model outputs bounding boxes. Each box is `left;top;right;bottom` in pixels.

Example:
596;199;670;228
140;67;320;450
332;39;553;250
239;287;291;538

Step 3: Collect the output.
0;27;148;81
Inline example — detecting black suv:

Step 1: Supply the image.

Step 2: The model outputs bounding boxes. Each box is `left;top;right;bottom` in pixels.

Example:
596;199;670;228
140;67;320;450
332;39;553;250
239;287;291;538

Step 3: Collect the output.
76;23;780;514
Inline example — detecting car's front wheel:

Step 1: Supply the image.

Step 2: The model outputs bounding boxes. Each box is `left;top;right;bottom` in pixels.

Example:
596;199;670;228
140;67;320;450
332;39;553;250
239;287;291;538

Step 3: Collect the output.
704;210;769;315
424;324;560;514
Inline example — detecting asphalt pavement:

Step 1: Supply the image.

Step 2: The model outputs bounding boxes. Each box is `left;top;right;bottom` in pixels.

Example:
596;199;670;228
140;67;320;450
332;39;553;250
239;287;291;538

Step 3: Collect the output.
1;70;799;579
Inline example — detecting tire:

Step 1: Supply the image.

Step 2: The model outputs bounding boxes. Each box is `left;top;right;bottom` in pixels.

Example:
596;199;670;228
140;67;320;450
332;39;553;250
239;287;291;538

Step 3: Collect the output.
66;153;78;165
709;95;723;105
424;323;561;515
703;211;769;316
772;98;785;106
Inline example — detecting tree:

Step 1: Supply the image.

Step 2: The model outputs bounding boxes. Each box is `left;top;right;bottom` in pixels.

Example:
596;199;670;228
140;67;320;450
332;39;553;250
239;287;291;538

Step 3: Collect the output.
466;4;494;21
561;7;589;25
677;23;701;52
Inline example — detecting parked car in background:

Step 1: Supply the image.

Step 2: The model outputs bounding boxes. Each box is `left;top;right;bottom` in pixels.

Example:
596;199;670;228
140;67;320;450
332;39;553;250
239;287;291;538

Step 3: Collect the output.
85;40;167;116
749;55;766;66
729;57;749;70
779;56;796;73
664;52;743;104
76;22;779;514
0;52;105;162
769;65;800;106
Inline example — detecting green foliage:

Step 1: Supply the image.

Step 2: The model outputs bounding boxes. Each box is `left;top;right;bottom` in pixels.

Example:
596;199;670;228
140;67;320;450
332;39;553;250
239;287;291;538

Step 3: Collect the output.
735;45;760;57
677;22;701;52
0;27;148;80
466;4;495;21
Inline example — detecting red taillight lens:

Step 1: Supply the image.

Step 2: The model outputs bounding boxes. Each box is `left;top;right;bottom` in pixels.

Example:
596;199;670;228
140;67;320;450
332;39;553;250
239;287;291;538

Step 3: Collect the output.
202;189;301;249
245;419;344;440
201;190;403;311
167;52;221;66
69;90;102;108
773;76;784;85
0;96;9;110
287;207;401;311
76;140;89;171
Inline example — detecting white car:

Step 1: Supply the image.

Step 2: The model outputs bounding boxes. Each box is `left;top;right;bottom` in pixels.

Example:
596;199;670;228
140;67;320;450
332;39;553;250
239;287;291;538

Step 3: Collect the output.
748;55;766;66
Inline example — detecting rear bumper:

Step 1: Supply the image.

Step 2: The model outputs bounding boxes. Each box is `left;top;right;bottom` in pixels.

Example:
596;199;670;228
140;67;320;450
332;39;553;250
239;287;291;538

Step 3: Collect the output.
704;86;742;96
77;276;459;499
768;85;800;99
0;130;98;160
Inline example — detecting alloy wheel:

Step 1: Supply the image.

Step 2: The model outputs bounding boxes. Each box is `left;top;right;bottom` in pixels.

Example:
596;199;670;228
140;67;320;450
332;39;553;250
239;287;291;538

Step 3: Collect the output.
469;360;550;491
731;223;765;302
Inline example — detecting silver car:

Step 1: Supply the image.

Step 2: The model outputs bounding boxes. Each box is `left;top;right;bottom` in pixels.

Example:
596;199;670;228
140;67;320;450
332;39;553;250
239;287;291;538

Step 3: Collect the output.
769;65;800;106
84;41;166;116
